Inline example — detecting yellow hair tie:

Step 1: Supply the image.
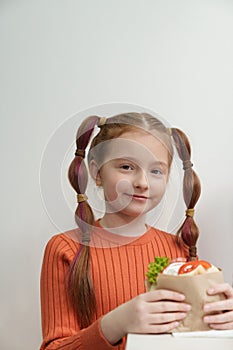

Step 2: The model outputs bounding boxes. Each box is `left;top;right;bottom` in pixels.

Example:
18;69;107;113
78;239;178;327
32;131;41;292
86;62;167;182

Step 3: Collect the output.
98;117;106;127
186;208;195;217
75;149;85;158
167;127;172;135
77;194;88;203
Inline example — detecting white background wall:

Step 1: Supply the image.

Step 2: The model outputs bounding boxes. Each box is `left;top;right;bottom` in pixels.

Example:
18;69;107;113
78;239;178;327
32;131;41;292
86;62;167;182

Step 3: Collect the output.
1;1;233;349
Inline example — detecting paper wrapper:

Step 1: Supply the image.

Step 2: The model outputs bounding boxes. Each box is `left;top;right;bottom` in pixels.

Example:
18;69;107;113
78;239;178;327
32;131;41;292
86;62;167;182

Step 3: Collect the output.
146;271;225;332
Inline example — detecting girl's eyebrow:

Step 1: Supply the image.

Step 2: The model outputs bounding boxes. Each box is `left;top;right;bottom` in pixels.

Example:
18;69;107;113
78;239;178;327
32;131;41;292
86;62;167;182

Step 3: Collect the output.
113;157;168;168
153;161;169;168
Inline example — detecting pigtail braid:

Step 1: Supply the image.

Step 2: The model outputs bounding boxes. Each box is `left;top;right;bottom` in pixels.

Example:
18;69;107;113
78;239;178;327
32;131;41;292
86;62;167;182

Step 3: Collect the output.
68;115;100;328
171;128;201;260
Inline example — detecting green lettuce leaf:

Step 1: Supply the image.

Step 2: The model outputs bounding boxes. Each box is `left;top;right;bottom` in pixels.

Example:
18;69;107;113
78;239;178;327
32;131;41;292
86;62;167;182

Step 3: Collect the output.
146;256;170;285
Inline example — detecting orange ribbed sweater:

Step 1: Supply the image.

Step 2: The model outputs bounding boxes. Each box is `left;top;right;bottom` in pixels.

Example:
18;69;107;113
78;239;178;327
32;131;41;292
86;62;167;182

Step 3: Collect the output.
40;223;188;350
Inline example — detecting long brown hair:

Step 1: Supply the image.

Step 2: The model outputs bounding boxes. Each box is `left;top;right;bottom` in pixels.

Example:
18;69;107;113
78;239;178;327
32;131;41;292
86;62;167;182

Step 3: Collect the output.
171;128;201;259
67;112;201;328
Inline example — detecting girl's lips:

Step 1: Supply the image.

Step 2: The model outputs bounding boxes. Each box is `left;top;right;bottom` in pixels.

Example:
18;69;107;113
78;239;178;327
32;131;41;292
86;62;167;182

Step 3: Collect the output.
125;194;148;200
133;195;148;199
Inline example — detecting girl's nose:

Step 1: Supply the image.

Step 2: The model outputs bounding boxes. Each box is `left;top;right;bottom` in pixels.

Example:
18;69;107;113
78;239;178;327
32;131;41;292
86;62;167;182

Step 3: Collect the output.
133;170;149;189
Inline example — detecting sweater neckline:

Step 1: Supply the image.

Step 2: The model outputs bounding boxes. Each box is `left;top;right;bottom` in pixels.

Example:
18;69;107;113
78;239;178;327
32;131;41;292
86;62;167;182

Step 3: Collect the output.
91;219;158;247
62;220;163;248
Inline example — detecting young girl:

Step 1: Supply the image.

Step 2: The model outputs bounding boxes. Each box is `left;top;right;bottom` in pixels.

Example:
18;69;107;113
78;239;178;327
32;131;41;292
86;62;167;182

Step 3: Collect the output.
40;113;233;350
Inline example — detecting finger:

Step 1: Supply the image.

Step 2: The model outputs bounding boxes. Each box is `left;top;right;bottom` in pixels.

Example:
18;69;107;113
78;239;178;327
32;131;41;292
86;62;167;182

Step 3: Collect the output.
207;283;233;298
208;321;233;330
145;321;180;334
147;311;187;324
204;298;233;313
144;289;185;302
203;310;233;324
147;301;191;313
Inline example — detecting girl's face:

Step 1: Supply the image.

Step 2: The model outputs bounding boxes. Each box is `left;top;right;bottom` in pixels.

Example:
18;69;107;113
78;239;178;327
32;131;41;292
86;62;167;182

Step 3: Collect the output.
90;130;170;222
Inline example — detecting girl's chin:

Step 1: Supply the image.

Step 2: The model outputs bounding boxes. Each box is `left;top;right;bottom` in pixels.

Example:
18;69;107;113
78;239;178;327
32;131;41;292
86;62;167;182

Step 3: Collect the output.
104;198;154;217
110;209;148;219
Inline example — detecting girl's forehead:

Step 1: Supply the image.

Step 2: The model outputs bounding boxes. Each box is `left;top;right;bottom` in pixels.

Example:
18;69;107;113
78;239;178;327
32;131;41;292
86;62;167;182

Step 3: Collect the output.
97;131;169;166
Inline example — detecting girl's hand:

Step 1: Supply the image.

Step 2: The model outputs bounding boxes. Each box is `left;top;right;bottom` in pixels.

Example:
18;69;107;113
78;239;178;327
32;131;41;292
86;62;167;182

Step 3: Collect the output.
203;283;233;330
101;289;191;344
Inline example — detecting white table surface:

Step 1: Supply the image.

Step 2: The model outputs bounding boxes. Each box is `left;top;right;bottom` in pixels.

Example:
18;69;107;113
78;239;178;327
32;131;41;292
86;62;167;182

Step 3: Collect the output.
126;332;233;350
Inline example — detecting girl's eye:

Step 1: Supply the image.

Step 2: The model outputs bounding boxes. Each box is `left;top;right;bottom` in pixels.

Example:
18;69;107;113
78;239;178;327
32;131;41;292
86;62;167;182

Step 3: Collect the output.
120;164;134;171
151;169;163;175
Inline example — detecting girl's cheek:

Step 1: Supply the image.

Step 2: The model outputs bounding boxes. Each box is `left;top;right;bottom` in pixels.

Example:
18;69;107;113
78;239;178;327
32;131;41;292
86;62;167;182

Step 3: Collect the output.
150;176;167;188
116;179;134;194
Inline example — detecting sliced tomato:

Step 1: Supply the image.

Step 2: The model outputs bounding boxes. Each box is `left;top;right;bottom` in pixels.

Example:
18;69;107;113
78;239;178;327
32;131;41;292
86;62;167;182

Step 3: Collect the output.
197;260;212;269
178;260;211;274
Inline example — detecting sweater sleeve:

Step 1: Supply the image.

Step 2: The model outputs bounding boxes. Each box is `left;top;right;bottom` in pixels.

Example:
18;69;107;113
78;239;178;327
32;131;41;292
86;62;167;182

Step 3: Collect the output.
39;234;119;350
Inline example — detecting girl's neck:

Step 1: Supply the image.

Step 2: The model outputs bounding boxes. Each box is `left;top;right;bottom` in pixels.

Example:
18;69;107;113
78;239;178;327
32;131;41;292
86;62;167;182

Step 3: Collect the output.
99;213;148;236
